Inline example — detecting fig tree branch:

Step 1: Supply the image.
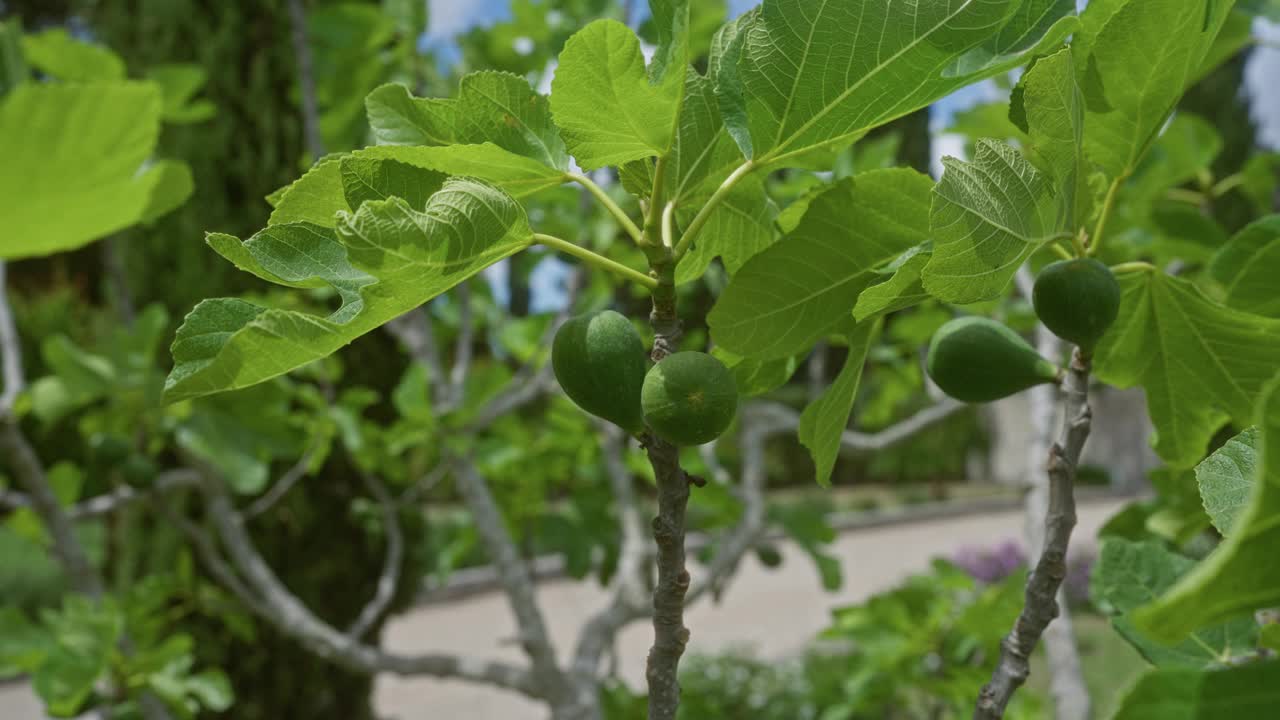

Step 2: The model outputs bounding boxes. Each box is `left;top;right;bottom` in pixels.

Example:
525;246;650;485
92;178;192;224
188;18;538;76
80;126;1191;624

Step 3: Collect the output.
0;262;174;720
640;246;691;720
243;448;314;519
572;425;652;677
451;459;571;702
193;466;543;696
1020;314;1091;720
975;348;1092;719
748;397;966;453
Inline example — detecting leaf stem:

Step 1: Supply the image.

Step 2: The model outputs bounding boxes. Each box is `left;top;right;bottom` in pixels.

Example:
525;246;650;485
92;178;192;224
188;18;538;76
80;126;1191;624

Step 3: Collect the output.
1211;172;1245;198
646;155;672;246
1109;261;1155;275
1165;187;1206;206
661;202;676;249
533;233;658;290
1088;175;1126;257
568;173;645;244
672;159;756;260
1049;242;1073;261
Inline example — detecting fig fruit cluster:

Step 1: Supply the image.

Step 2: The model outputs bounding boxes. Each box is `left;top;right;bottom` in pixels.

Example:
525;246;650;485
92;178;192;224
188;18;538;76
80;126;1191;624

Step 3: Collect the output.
927;259;1121;404
552;311;738;445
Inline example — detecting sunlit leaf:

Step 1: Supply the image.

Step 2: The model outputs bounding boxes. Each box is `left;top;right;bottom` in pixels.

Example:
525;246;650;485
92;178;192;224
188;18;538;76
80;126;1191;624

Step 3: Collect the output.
717;0;1076;165
1093;270;1280;468
922;140;1061;304
1133;375;1280;643
165;179;533;402
709;169;932;359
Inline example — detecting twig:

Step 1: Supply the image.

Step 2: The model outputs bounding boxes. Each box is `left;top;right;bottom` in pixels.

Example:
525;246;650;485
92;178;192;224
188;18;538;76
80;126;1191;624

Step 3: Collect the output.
395;465;449;508
287;0;325;159
75;470;202;519
975;348;1092;719
572;425;651;677
346;470;405;640
243;449;314;519
0;421;104;596
748;398;966;453
154;492;270;620
685;405;788;605
451;460;571;702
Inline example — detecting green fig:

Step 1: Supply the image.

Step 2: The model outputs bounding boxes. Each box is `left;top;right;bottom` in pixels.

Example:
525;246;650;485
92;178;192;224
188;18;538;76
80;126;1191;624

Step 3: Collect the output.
926;317;1061;403
552;310;647;431
1033;258;1121;351
641;351;738;445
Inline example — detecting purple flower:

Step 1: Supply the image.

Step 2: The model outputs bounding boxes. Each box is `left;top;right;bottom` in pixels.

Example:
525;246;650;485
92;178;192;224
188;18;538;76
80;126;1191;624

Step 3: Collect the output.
952;540;1026;584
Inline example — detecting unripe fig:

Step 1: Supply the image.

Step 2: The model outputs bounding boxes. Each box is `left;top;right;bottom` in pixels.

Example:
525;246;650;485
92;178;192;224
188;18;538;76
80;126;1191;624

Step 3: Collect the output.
552;310;647;432
641;351;738;445
1032;258;1121;351
89;433;131;468
926;317;1060;403
121;453;158;486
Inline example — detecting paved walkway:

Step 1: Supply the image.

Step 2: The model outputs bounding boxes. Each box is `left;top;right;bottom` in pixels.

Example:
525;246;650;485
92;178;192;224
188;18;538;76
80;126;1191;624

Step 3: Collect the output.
1;499;1122;719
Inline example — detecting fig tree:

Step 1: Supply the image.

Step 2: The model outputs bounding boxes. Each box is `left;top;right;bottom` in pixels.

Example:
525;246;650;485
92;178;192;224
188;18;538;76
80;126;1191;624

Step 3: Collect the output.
1032;258;1121;351
552;310;647;432
641;351;738;445
926;317;1061;403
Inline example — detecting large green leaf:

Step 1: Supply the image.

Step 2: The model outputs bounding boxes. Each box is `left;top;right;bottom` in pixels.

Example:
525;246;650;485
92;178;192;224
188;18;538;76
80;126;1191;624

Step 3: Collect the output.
1093;270;1280;468
366;72;568;169
708;169;932;359
921;140;1061;304
1092;539;1256;668
268;144;560;230
365;83;456;146
165;179;533;402
800;320;878;487
1196;427;1259;536
1132;375;1280;643
0;82;184;260
1209;216;1280;318
674;177;777;284
853;246;933;321
550;19;682;169
1080;0;1234;177
268;154;350;227
1111;661;1280;720
717;0;1076;166
1016;46;1087;228
664;73;746;204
